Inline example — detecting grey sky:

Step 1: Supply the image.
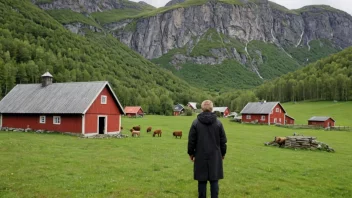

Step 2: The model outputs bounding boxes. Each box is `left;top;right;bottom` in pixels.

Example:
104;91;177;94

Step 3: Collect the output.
130;0;352;15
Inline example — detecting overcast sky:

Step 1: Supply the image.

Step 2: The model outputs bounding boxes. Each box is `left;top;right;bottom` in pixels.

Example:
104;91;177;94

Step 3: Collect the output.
130;0;352;15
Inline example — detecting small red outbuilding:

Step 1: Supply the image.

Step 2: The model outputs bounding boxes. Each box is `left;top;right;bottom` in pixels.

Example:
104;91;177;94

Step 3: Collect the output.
308;116;335;128
124;106;144;117
0;72;125;136
285;115;295;125
213;107;230;117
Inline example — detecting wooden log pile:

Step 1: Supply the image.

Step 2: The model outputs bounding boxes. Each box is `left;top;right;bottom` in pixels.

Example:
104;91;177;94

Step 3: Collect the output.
265;135;335;152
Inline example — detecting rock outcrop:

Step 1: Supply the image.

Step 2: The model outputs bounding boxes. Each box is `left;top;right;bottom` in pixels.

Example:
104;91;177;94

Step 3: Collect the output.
108;1;352;60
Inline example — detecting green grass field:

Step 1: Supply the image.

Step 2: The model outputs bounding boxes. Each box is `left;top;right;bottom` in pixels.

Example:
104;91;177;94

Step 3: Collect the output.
1;113;352;197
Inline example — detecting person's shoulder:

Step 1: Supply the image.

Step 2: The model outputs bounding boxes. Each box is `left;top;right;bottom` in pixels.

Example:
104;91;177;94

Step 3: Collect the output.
216;119;223;126
192;119;198;125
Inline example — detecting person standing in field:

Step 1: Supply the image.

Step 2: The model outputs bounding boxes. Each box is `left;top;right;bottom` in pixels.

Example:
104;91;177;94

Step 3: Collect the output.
187;100;227;198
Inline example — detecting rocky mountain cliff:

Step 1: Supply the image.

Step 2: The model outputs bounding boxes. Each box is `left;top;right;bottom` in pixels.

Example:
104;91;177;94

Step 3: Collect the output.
111;1;352;60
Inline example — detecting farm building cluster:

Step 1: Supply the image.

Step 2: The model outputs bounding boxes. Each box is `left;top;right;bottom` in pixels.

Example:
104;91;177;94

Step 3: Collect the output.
0;73;336;135
238;101;335;128
173;103;231;117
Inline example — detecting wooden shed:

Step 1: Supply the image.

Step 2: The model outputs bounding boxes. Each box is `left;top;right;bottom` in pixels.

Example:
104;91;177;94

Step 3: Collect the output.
285;115;295;125
308;116;335;128
124;106;144;117
213;107;230;117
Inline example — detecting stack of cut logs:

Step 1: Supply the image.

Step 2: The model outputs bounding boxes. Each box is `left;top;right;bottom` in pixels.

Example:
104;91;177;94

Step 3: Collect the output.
265;135;335;152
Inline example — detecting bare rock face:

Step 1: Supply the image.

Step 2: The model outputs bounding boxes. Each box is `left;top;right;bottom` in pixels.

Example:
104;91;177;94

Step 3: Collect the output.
108;1;352;60
64;23;103;35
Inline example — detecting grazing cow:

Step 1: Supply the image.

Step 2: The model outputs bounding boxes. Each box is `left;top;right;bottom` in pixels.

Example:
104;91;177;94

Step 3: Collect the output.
173;131;182;139
133;125;141;131
274;136;287;147
130;129;140;137
147;126;152;133
153;129;162;137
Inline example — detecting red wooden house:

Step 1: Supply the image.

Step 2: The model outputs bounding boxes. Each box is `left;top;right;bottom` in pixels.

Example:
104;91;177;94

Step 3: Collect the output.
124;106;144;117
240;101;286;125
0;72;125;136
173;104;184;116
285;115;295;125
213;107;230;117
308;116;335;128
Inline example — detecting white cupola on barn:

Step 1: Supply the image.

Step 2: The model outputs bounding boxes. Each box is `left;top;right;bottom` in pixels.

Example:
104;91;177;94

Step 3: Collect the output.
41;72;53;87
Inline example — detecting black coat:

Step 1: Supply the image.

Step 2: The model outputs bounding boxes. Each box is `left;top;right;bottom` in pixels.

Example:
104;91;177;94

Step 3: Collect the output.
187;112;227;181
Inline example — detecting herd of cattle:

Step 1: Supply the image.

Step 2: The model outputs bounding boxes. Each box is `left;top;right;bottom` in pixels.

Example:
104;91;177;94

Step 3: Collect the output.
121;125;182;138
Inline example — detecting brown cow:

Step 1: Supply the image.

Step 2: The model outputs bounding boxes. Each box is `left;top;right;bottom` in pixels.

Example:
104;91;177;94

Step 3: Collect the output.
133;125;141;131
173;131;182;139
147;126;152;133
274;136;287;147
153;129;162;137
130;129;140;137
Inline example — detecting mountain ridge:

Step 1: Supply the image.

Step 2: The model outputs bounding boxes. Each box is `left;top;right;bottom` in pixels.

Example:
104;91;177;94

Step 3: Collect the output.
31;0;352;91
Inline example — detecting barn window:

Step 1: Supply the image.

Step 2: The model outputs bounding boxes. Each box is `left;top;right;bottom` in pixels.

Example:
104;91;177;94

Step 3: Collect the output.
261;115;265;120
246;115;251;119
101;95;107;104
276;108;279;112
279;118;281;123
53;116;61;125
39;116;46;124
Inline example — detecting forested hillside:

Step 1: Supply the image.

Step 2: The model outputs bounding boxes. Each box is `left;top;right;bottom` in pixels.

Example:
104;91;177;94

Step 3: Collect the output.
0;0;209;115
255;47;352;102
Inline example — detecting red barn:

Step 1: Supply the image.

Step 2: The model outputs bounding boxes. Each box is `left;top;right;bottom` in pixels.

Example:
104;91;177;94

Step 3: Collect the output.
173;104;184;116
308;116;335;128
285;115;295;125
124;106;144;117
240;101;286;125
213;107;230;117
0;72;125;136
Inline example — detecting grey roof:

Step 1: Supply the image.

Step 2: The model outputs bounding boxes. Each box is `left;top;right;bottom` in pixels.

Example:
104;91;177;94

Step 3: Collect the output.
174;104;184;112
188;102;197;109
41;72;53;77
0;81;125;114
240;102;285;114
308;116;335;122
285;115;295;120
212;107;228;113
228;112;238;117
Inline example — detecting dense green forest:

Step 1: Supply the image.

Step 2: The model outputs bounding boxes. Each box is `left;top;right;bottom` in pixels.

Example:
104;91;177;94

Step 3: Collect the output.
0;0;212;115
255;47;352;102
